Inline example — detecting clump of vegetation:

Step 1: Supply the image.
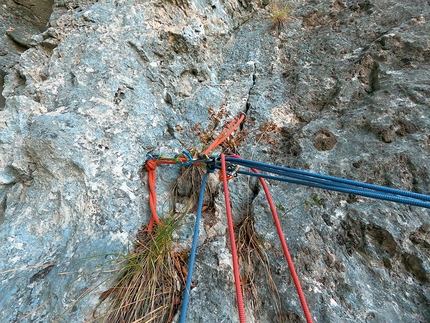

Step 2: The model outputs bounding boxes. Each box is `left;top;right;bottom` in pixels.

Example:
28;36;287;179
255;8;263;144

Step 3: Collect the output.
269;1;293;32
175;105;286;156
235;214;285;321
94;214;187;323
176;105;251;154
172;163;216;213
91;107;290;322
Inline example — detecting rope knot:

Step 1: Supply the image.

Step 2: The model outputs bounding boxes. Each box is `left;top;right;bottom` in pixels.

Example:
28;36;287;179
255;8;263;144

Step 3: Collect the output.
145;159;157;171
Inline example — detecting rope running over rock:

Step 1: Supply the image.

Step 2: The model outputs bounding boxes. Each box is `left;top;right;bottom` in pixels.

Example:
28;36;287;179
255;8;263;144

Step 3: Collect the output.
144;114;430;322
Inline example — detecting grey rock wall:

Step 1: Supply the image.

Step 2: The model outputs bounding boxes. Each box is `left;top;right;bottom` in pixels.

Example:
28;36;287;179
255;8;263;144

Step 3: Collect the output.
0;0;54;110
0;0;429;322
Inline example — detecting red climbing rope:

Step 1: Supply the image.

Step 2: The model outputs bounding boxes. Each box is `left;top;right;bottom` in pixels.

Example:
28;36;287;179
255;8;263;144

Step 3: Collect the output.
229;154;313;322
258;175;313;323
145;114;245;233
144;112;314;321
227;153;313;323
145;156;190;232
201;113;245;155
145;159;161;232
221;154;247;323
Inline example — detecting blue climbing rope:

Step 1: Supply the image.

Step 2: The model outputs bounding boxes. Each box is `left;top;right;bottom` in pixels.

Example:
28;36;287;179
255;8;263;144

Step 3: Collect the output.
236;169;430;208
179;166;213;323
148;112;430;322
224;157;430;201
207;156;430;209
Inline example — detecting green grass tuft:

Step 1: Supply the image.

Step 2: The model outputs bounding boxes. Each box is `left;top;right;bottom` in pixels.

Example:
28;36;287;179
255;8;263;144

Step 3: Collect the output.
93;213;187;323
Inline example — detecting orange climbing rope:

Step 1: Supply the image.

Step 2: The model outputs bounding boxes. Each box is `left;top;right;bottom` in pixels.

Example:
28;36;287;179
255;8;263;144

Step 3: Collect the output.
227;154;314;323
145;156;190;232
221;154;246;323
145;113;245;232
143;114;315;322
145;159;161;232
201;113;245;155
248;165;314;323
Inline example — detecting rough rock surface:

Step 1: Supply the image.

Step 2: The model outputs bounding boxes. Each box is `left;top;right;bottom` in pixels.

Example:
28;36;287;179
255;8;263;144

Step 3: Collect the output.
1;0;429;322
0;0;54;109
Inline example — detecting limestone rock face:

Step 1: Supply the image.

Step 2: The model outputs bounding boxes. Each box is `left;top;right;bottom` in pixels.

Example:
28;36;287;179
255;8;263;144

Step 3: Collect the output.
0;0;54;110
0;0;429;322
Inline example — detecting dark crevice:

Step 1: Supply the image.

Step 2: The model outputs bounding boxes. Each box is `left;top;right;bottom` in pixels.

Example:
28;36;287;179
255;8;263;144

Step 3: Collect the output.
166;123;176;138
248;177;260;204
70;71;77;87
241;63;256;130
0;195;6;225
128;40;150;63
6;34;29;52
29;264;55;284
0;70;6;110
368;61;381;93
320;77;342;111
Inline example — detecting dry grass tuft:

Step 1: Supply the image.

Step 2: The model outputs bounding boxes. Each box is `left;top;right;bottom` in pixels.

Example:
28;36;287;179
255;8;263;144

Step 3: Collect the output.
94;214;188;323
235;214;285;321
176;105;251;155
91;161;218;323
172;164;210;212
269;1;293;32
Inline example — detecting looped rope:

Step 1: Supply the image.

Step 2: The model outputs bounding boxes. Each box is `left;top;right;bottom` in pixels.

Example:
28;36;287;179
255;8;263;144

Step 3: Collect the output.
145;159;157;171
143;111;430;322
144;114;246;233
145;159;161;232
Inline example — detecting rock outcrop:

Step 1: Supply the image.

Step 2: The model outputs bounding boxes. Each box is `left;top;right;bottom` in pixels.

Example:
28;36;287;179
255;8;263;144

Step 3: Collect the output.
1;0;429;322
